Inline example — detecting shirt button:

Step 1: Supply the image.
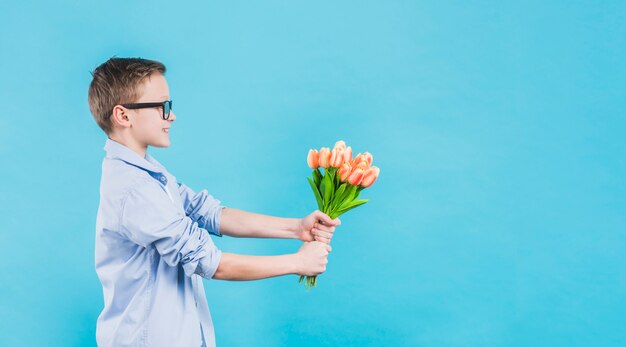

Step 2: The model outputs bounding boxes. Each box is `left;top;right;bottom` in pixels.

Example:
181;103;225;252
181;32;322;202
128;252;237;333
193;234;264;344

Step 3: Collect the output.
199;272;205;277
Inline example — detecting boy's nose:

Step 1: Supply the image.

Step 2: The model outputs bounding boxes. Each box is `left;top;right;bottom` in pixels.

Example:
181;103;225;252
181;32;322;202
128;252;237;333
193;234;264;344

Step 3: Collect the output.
168;111;177;121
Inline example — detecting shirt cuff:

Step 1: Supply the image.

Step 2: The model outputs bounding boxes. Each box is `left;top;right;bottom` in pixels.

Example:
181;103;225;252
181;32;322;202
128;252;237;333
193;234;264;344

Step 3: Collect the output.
213;206;226;237
193;248;223;280
197;206;226;238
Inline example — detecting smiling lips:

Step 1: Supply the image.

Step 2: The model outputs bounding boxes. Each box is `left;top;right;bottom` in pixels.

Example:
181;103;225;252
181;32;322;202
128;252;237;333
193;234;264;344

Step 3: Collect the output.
163;128;169;134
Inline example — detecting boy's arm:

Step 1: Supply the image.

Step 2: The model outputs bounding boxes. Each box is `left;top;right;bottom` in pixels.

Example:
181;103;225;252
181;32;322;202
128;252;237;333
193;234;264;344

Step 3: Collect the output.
210;242;332;281
177;182;224;236
176;182;341;242
219;208;340;242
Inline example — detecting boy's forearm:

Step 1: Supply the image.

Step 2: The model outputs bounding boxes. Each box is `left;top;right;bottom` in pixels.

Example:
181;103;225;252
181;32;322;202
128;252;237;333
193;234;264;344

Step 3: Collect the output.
212;252;299;281
219;208;300;239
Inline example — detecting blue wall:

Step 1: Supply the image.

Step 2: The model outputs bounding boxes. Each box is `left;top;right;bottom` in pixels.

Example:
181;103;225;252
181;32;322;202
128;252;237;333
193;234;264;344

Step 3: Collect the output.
1;1;625;346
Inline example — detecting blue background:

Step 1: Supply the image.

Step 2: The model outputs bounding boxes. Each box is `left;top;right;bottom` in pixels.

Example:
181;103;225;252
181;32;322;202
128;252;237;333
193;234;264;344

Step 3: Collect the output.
1;1;625;346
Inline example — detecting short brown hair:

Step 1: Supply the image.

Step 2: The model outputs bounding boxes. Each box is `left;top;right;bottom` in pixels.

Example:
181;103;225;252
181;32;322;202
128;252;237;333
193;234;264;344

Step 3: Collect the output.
88;57;166;134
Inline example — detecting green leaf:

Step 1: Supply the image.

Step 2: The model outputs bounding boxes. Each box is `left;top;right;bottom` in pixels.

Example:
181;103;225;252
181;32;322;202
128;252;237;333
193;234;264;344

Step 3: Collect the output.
313;169;322;188
319;173;329;211
336;199;368;215
334;168;342;189
330;183;348;214
329;184;354;216
307;177;323;211
341;185;358;206
327;168;335;187
322;173;334;212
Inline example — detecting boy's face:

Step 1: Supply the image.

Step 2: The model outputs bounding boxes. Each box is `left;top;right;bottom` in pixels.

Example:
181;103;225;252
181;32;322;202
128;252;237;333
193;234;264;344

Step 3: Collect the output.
126;73;175;150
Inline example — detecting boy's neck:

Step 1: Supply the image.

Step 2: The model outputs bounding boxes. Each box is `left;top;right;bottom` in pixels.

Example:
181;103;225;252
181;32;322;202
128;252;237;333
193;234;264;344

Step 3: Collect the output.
109;134;148;158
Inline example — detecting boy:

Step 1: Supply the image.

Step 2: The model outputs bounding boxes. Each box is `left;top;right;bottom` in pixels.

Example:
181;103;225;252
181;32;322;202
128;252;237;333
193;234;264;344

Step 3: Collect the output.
88;57;340;347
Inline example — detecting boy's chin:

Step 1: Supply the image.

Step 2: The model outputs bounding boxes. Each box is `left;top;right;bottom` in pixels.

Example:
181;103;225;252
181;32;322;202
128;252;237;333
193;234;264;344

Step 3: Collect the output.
150;140;171;148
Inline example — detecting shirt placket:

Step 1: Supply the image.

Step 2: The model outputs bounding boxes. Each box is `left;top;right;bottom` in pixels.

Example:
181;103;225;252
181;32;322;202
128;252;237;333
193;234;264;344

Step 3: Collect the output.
192;275;214;346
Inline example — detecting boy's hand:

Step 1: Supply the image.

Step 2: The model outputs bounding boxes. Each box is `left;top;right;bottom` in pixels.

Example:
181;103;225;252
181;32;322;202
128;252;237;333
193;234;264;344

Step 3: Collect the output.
296;210;341;244
295;241;332;276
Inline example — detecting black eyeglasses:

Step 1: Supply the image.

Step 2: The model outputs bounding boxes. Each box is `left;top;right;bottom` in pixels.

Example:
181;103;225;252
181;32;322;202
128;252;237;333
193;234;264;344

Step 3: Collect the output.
121;100;173;120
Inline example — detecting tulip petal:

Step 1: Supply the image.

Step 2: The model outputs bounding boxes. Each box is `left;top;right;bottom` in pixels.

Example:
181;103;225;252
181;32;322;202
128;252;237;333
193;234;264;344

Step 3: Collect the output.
334;140;346;150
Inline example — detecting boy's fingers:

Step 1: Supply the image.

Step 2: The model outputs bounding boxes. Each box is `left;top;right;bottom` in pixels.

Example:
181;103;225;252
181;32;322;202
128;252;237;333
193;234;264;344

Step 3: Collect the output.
314;236;331;244
314;229;333;239
314;223;335;233
316;211;334;225
314;236;332;246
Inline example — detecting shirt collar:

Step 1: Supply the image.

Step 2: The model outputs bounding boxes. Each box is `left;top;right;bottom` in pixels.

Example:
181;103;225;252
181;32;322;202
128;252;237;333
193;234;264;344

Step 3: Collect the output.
104;138;164;174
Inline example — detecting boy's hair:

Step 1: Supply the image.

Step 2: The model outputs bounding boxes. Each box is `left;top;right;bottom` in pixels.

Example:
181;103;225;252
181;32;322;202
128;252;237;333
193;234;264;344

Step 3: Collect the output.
88;57;166;134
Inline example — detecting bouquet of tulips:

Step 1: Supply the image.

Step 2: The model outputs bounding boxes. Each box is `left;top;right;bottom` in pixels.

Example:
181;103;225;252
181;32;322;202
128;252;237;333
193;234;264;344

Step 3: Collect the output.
299;140;380;289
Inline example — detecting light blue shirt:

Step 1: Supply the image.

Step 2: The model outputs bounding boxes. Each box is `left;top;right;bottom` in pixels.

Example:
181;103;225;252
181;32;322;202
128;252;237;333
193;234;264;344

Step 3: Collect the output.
95;138;224;347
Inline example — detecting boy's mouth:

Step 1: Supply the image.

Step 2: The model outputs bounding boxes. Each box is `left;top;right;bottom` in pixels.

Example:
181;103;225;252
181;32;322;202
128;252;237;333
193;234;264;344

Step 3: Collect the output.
163;128;169;134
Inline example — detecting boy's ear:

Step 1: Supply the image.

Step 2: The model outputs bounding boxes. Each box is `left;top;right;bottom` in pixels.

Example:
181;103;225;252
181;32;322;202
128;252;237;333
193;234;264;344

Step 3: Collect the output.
111;105;132;128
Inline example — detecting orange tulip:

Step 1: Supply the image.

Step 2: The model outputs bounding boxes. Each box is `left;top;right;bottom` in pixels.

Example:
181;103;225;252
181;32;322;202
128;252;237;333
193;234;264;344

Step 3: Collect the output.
334;140;346;150
338;163;352;182
362;152;373;167
350;153;362;167
360;166;380;188
307;149;319;169
350;153;369;169
330;148;345;168
348;167;365;186
318;147;332;168
343;146;352;163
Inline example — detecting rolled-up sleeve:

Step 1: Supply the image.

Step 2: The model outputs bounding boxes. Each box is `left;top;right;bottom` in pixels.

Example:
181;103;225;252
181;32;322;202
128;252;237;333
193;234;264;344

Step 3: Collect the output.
177;182;224;237
120;178;222;278
194;252;223;279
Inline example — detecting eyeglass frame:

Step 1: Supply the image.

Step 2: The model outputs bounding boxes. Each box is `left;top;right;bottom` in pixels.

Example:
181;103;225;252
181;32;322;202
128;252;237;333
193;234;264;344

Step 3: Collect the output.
121;100;173;120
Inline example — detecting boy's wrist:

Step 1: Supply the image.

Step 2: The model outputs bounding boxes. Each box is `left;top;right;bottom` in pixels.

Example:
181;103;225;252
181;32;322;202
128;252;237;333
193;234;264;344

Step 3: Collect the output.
287;253;302;275
289;218;303;240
